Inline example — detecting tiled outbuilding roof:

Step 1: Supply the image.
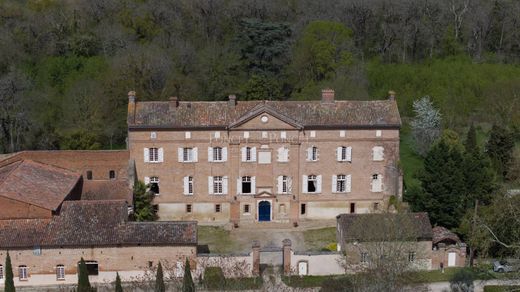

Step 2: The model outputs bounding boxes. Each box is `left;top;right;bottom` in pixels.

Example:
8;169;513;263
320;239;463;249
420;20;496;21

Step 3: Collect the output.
337;212;433;242
0;160;81;211
0;200;197;248
129;100;401;129
81;180;133;204
432;226;461;245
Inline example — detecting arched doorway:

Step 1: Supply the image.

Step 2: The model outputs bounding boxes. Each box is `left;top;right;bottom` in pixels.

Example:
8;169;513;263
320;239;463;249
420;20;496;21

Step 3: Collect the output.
258;201;271;222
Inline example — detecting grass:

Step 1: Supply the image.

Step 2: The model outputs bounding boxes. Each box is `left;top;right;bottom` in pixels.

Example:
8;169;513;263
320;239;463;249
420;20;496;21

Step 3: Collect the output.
197;226;238;254
302;227;337;251
282;275;339;288
484;286;520;292
399;126;424;189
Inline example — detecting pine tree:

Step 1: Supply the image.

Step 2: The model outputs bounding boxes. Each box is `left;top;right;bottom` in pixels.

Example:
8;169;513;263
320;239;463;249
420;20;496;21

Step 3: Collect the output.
115;272;123;292
5;251;15;292
420;138;466;228
486;124;515;179
77;258;92;292
182;258;195;292
155;262;165;292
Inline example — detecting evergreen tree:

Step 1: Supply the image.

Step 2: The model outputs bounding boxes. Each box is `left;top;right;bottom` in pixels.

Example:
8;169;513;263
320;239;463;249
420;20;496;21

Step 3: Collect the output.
463;146;496;208
154;262;165;292
464;124;478;153
5;251;15;292
486;124;515;179
133;181;156;221
114;272;123;292
182;258;195;292
77;258;92;292
419;137;466;228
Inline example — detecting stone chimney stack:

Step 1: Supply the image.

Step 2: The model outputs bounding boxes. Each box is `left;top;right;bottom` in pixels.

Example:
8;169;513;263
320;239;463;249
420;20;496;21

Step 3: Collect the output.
388;90;396;101
321;89;335;104
127;91;136;125
169;96;179;111
228;94;237;107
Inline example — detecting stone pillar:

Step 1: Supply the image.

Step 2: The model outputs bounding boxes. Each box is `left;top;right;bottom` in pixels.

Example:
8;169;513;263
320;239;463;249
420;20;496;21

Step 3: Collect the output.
282;239;292;275
252;240;260;276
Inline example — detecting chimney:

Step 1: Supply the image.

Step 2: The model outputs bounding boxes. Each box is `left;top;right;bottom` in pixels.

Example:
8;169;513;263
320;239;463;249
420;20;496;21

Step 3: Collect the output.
228;94;237;107
388;90;396;101
321;89;335;104
127;91;136;125
169;96;179;110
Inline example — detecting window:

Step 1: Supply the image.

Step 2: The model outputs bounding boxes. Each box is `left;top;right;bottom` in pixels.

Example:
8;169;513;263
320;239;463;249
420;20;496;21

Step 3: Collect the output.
242;176;252;194
18;265;28;280
300;203;306;215
245;147;252;161
56;265;65;280
376;130;382;137
340;130;346;137
371;174;382;192
150;132;157;139
372;146;384;161
243;131;250;139
150;177;160;195
350;203;356;213
373;202;380;211
337;175;346;192
183;148;194;162
186;204;192;213
408;252;416;262
307;146;318;161
282;176;288;193
149;147;159;162
148;261;154;268
86;171;93;180
213;147;223;161
109;170;116;180
262;131;268;138
83;261;99;276
337;146;352;162
241;146;256;162
277;147;289;162
214;131;221;139
183;176;194;195
185;131;191;139
361;252;369;263
213;176;223;194
310;130;316;137
280;131;287;139
307;175;317;193
215;204;221;213
0;265;3;281
244;204;250;214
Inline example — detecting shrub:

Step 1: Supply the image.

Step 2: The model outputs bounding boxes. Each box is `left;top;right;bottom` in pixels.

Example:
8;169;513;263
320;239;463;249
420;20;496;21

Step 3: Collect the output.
203;267;226;290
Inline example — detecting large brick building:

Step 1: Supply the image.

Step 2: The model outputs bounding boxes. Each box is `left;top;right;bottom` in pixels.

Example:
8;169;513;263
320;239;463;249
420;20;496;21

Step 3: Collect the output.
127;89;403;225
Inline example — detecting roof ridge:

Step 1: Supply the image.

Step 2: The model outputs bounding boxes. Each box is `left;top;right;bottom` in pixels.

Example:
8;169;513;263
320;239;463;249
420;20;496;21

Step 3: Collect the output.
0;160;23;188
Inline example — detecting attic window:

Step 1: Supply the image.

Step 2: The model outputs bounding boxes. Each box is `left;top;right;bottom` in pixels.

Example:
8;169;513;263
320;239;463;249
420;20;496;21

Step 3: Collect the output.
86;171;93;180
109;170;116;180
261;115;269;123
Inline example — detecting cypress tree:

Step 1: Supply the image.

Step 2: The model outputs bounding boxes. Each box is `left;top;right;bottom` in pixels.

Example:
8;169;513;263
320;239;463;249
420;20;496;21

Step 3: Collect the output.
115;272;123;292
182;258;195;292
154;262;165;292
464;124;478;153
486;124;514;179
77;258;92;292
5;251;15;292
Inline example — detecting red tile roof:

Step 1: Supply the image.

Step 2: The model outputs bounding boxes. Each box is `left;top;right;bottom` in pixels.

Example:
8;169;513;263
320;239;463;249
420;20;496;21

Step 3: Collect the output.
81;180;132;203
129;100;401;129
432;226;461;245
0;160;81;211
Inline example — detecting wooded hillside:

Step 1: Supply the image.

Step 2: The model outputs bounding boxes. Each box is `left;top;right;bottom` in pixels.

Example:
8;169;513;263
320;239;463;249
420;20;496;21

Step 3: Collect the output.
0;0;519;151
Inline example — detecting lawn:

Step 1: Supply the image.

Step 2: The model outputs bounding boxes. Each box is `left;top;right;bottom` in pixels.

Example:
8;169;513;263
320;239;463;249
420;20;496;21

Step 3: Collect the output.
197;226;239;254
302;227;337;251
484;286;520;292
282;275;339;288
399;126;424;189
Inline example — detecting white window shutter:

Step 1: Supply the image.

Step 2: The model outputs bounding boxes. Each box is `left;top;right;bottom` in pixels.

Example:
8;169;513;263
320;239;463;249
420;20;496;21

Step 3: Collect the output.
252;147;257;161
223;147;228;161
285;148;289;162
237;178;242;194
306;148;311;161
302;175;308;193
208;177;214;194
317;175;322;193
336;147;342;161
158;148;164;162
183;176;189;195
346;175;352;193
241;147;246;162
316;148;320;160
251;176;256;194
144;176;150;185
277;176;283;194
144;148;150;162
346;146;352;162
332;175;337;193
178;148;183;162
288;176;292;193
208;147;213;162
277;147;282;162
223;176;228;194
193;147;198;162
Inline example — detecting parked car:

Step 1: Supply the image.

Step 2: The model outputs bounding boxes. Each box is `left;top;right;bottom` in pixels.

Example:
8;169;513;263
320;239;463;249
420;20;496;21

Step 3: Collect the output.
493;260;519;273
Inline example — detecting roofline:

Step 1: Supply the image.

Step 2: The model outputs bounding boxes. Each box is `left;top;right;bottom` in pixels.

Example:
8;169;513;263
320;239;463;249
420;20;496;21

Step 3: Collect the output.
128;124;402;131
0;242;198;249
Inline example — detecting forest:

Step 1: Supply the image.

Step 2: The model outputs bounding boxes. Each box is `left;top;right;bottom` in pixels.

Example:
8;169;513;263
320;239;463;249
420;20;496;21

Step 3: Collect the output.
0;0;519;152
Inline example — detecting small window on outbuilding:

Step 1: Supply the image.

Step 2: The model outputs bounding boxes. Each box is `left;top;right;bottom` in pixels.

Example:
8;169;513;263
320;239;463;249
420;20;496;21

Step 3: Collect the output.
215;204;221;213
300;203;306;215
86;171;93;180
109;170;116;180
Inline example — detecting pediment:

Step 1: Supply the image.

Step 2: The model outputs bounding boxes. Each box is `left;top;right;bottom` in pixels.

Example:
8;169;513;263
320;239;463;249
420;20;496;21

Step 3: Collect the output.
228;104;303;130
255;191;275;198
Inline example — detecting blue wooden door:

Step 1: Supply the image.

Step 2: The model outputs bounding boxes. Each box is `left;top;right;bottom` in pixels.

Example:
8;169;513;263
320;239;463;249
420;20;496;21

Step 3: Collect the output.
258;201;271;222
